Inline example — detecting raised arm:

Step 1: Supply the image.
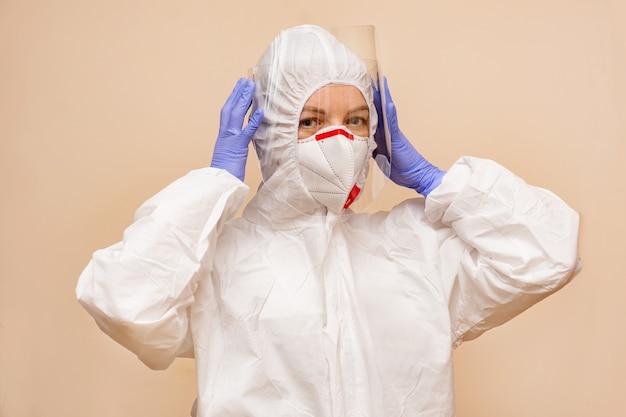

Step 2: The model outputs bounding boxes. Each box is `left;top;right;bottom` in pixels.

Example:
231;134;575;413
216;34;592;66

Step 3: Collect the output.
76;79;262;369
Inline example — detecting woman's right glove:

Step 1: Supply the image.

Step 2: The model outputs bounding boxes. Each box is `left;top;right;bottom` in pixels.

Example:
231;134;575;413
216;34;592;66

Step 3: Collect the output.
374;78;446;197
210;78;264;182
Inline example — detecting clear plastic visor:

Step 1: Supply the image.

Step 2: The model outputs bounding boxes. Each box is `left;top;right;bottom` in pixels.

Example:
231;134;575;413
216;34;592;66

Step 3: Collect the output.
331;25;391;174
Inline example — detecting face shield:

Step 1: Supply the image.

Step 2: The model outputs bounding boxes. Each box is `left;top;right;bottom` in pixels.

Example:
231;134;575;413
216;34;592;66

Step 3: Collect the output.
248;25;390;217
330;25;392;176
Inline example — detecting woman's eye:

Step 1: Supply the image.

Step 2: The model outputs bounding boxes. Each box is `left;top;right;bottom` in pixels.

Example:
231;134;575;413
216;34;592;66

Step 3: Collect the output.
299;118;318;128
348;117;366;126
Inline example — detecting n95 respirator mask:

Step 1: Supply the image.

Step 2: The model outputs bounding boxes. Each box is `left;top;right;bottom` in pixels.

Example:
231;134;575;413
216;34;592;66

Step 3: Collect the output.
297;126;370;213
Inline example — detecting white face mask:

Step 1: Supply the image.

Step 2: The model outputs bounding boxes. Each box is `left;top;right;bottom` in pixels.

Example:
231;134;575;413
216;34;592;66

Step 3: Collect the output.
297;126;370;213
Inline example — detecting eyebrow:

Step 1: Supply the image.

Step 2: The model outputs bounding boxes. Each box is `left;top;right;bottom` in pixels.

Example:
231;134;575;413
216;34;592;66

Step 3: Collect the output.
347;105;369;114
300;105;369;114
301;106;325;114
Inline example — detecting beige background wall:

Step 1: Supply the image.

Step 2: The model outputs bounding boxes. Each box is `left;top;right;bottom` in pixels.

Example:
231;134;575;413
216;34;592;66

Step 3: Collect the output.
1;0;624;416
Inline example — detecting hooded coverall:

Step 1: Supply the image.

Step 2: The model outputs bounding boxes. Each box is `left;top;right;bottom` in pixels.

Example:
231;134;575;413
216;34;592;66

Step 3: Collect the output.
76;25;581;417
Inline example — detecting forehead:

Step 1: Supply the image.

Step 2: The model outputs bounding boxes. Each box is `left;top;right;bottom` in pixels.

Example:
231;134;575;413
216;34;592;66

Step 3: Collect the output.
303;84;367;108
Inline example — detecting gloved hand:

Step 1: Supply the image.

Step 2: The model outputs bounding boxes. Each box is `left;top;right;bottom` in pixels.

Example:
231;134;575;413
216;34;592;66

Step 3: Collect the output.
210;78;264;182
373;78;445;197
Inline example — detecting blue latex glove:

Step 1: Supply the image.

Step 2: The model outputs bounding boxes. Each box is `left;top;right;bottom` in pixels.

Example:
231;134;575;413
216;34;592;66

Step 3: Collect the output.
210;78;263;182
373;78;445;197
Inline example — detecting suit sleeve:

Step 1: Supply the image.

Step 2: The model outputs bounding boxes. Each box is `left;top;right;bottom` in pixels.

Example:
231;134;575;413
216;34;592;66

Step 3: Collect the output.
424;156;582;347
76;168;248;369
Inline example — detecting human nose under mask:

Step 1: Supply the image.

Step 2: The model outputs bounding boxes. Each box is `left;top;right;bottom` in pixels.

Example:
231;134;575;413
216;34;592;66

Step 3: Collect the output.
297;125;370;213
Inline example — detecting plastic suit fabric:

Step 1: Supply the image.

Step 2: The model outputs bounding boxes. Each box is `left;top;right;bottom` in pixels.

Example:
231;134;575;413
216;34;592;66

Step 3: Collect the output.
76;25;581;417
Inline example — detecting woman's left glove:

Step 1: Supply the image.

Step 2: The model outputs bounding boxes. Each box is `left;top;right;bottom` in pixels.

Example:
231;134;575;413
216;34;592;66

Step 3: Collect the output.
210;78;264;182
373;78;445;197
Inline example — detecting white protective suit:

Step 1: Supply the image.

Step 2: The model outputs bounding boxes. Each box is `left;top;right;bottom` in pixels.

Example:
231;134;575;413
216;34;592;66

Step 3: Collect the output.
76;25;582;417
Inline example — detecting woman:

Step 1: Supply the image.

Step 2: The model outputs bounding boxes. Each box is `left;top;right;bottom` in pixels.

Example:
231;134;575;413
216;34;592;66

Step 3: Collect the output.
77;25;581;416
